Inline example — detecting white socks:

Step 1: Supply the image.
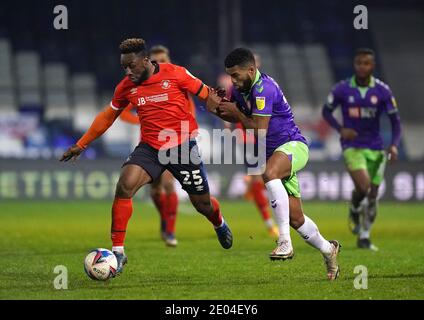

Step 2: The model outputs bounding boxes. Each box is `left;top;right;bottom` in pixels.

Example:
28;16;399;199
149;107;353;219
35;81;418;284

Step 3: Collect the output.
359;229;370;240
112;246;124;253
296;215;333;255
264;179;332;256
265;179;291;244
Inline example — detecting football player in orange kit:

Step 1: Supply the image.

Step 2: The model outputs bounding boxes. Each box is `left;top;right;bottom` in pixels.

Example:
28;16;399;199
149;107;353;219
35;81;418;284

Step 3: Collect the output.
119;45;196;247
60;38;232;276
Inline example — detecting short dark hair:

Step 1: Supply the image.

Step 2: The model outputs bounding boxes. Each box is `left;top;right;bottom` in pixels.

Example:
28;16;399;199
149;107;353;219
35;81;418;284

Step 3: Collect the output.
225;48;256;68
355;48;375;57
119;38;147;55
149;45;170;57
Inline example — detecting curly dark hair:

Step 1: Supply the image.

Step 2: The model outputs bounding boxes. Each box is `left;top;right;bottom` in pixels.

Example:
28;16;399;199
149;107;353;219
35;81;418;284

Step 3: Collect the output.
225;48;256;68
119;38;147;55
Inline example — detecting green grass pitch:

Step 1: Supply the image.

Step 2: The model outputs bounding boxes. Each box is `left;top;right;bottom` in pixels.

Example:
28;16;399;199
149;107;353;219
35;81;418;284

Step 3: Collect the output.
0;200;423;300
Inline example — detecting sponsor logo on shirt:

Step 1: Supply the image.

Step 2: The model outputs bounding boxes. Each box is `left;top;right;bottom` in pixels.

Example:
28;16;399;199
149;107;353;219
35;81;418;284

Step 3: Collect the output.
255;97;266;111
147;93;169;103
348;107;377;118
361;107;377;118
137;93;169;106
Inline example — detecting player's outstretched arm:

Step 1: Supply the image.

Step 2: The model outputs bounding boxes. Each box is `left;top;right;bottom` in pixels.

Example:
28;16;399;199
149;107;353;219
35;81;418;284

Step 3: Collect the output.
60;105;122;162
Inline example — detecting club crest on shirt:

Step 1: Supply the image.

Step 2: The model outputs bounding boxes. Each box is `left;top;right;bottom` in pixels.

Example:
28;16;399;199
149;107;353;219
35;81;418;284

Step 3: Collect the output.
256;97;266;110
348;96;355;103
371;95;378;105
161;80;171;89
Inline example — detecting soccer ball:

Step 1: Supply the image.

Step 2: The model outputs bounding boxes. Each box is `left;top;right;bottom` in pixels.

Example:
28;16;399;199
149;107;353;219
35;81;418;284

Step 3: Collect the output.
84;248;118;280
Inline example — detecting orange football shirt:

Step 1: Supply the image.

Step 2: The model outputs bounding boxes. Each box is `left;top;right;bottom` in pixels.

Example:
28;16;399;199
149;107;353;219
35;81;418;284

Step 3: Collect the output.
111;63;203;150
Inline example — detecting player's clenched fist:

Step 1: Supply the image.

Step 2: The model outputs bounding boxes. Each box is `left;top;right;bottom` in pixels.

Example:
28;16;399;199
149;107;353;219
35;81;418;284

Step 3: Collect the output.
206;88;223;112
60;144;84;162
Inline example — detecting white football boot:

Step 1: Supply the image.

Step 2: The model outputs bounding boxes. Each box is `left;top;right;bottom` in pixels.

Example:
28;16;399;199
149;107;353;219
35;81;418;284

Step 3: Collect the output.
323;240;341;280
269;239;294;261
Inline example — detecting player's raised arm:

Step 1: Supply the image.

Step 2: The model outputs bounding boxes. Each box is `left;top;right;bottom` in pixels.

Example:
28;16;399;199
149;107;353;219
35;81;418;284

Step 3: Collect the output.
60;105;123;162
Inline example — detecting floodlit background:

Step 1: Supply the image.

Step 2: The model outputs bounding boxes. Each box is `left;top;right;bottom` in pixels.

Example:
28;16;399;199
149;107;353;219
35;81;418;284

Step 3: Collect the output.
1;0;424;301
0;0;423;201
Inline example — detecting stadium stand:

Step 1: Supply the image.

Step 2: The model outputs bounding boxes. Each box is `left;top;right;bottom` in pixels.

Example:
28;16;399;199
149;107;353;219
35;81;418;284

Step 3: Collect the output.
0;0;422;160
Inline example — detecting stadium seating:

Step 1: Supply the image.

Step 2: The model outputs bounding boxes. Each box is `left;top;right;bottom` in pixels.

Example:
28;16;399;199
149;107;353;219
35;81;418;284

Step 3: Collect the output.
0;0;421;160
0;39;15;111
44;63;72;121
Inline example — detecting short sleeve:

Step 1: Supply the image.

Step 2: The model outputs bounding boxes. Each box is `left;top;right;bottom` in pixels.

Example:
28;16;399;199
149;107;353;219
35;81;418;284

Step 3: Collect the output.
176;66;204;96
251;85;274;116
110;82;130;110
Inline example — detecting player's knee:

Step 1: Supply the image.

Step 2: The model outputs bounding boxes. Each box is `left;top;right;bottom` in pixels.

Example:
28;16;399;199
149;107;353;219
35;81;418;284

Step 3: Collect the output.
163;181;175;194
263;167;289;183
115;180;136;198
192;199;212;215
